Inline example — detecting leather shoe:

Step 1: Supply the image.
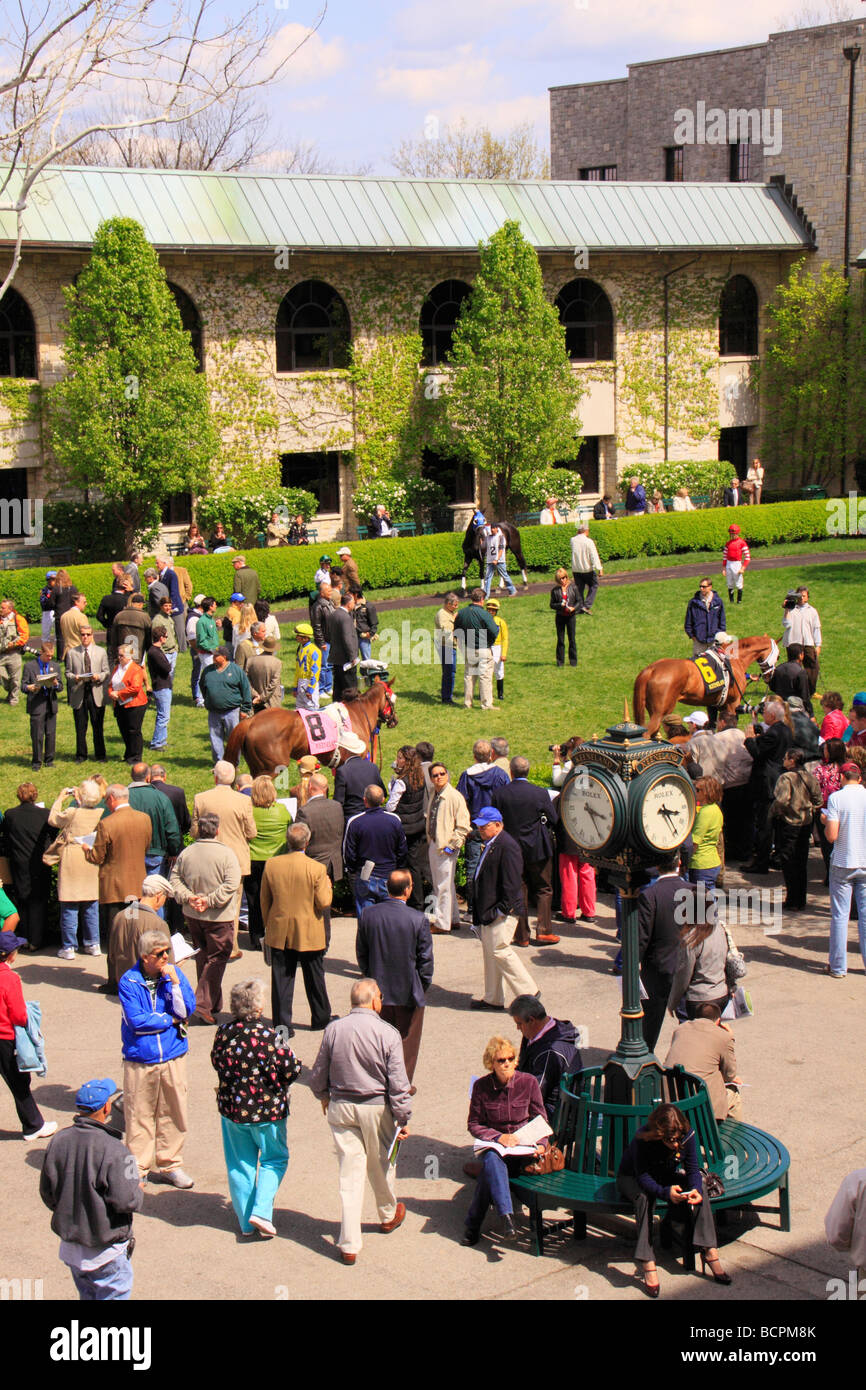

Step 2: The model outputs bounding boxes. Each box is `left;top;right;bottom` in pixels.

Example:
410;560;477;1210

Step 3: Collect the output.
470;998;504;1011
229;950;244;961
341;1251;357;1265
535;933;561;945
430;925;451;935
189;1009;216;1025
150;1167;195;1189
380;1202;406;1234
461;1227;481;1246
497;1215;518;1241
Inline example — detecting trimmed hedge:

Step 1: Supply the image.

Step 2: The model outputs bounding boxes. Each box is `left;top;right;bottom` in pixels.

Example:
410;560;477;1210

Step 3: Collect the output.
0;500;846;621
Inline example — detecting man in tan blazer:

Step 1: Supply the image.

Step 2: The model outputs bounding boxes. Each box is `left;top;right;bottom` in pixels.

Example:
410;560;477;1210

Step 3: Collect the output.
261;822;333;1037
192;760;256;955
85;785;152;990
65;626;111;762
59;593;90;652
664;1003;742;1120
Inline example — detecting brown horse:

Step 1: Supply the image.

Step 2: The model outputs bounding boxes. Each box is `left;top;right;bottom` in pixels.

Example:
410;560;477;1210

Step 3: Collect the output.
633;636;778;738
224;682;398;778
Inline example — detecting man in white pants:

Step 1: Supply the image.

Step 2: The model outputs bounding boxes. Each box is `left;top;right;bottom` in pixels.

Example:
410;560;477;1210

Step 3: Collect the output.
309;978;412;1265
469;808;538;1010
425;763;471;934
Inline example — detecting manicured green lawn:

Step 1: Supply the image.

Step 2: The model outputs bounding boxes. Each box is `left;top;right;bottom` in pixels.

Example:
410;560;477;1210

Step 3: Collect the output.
1;556;861;813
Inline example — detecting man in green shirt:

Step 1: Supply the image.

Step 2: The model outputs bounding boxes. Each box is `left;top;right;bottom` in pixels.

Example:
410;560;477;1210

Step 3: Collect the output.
151;596;179;678
195;597;220;677
200;649;253;761
231;556;260;605
128;764;182;879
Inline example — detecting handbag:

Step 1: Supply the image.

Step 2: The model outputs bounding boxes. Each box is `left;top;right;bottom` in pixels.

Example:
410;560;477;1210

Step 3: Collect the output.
523;1143;565;1175
702;1166;726;1199
724;927;747;988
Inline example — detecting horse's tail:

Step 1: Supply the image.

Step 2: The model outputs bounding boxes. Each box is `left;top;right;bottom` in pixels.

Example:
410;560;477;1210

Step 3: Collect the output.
225;717;249;771
633;666;651;726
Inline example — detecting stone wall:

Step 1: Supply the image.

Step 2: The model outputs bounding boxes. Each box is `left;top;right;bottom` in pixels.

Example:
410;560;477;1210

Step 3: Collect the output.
550;79;628;180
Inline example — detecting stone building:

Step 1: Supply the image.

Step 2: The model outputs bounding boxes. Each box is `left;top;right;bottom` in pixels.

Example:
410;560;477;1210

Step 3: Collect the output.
0;168;811;550
550;17;866;275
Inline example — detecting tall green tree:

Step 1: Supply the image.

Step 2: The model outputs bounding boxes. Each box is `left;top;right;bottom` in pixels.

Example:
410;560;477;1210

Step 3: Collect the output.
435;220;583;517
48;217;218;549
755;259;866;492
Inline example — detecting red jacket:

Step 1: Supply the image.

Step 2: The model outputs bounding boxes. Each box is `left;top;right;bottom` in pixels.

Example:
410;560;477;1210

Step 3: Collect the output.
111;661;147;708
722;538;751;566
0;961;27;1041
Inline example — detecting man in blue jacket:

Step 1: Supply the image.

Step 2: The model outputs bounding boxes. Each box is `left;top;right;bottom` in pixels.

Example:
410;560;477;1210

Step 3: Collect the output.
684;579;727;657
40;1077;143;1300
356;869;433;1082
457;740;509;917
119;927;197;1188
343;786;408;919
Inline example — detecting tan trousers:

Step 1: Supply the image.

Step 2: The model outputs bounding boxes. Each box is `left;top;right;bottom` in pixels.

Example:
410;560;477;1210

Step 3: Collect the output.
464;648;493;710
479;913;538;1006
123;1055;188;1177
726;1085;743;1122
328;1100;397;1255
428;843;459;932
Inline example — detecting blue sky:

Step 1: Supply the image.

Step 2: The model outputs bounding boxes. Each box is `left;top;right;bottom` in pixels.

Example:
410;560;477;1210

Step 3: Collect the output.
270;0;819;172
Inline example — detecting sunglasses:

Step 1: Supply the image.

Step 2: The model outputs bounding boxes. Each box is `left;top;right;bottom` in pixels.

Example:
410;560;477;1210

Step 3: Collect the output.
493;1056;517;1065
151;948;170;959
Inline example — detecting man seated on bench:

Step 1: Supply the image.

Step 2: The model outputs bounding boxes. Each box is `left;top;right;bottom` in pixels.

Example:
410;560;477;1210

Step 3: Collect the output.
508;995;581;1124
664;1002;743;1121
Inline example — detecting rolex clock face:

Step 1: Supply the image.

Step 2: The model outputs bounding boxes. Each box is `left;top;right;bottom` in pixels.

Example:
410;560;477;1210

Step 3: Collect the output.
634;771;696;853
560;767;626;856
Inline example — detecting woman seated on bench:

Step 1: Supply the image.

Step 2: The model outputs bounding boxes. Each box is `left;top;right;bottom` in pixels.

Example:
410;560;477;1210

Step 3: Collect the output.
617;1102;731;1297
462;1036;548;1248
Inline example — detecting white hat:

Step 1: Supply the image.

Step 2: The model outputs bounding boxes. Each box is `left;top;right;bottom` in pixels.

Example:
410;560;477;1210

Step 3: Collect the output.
338;731;367;756
713;631;734;645
683;711;709;727
337;546;351;555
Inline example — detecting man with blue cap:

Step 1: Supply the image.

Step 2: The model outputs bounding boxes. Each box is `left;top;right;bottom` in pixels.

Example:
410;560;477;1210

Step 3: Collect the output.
40;1076;143;1300
469;808;538;1011
40;570;57;641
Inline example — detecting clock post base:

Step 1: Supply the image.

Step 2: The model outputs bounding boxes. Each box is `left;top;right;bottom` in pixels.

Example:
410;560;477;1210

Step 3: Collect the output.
602;1055;667;1107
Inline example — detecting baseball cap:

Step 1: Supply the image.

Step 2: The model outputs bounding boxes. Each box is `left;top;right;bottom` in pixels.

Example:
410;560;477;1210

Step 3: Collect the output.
842;762;861;777
75;1078;122;1112
786;696;806;712
0;930;28;957
683;711;709;726
728;524;740;534
473;807;504;827
714;632;733;644
337;546;351;555
45;570;57;579
852;692;866;708
485;598;500;611
230;592;245;603
294;622;314;638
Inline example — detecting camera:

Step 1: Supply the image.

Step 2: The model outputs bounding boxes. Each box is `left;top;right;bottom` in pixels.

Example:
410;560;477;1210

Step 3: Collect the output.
783;591;798;610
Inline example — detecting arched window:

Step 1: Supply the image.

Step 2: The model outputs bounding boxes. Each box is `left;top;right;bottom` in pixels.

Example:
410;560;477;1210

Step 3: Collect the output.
419;280;472;367
555;279;614;362
719;276;758;356
276;280;351;372
167;283;203;371
0;288;37;378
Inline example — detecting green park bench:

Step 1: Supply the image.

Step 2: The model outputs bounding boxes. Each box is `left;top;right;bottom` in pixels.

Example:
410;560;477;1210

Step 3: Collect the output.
800;485;827;500
255;529;318;548
509;1065;790;1259
390;520;417;536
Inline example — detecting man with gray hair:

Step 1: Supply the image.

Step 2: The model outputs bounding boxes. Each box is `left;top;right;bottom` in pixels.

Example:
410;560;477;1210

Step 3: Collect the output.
118;926;197;1187
569;522;603;614
310;977;412;1264
193;759;256;958
490;738;510;777
509;995;581;1123
85;784;152;988
170;811;242;1025
261;822;334;1037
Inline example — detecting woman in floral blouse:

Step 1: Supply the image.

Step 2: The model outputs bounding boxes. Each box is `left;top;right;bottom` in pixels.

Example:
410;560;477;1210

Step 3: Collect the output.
211;978;301;1238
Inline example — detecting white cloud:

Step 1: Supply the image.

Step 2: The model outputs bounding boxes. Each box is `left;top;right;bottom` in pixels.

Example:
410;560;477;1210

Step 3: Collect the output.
529;0;807;59
376;48;494;105
392;0;534;48
270;22;348;85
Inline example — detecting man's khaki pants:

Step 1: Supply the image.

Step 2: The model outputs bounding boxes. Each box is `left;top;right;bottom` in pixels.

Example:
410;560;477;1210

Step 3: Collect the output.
464;648;493;710
123;1055;188;1178
0;651;22;702
428;843;459;932
328;1100;397;1255
479;913;538;1007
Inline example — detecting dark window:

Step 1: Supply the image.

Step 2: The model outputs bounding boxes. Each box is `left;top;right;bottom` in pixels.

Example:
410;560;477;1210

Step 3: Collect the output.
718;427;749;478
419;280;472;367
579;166;617;181
161;493;192;525
729;141;750;182
719;276;758;356
551;438;600;496
0;289;36;378
665;146;683;182
280;450;341;514
421;448;475;506
276;280;351;372
167;283;203;371
0;467;30;538
555;279;614;361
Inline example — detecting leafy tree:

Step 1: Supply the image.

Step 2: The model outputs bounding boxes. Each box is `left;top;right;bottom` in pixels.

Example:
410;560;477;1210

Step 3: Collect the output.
48;217;218;550
391;119;549;180
434;220;583;517
754;259;866;491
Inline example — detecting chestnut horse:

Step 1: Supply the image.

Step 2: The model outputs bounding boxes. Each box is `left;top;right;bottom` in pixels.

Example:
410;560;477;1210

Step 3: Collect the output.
224;682;398;778
633;636;778;738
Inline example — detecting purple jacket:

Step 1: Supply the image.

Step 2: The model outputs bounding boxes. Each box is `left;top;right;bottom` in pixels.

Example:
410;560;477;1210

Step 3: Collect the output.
468;1070;547;1144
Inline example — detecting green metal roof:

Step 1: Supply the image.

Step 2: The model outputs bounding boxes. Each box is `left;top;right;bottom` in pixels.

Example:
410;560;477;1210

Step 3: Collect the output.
2;166;812;254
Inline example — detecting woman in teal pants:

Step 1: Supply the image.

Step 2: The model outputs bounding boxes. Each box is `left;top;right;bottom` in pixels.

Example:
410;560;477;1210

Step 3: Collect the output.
211;979;301;1237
